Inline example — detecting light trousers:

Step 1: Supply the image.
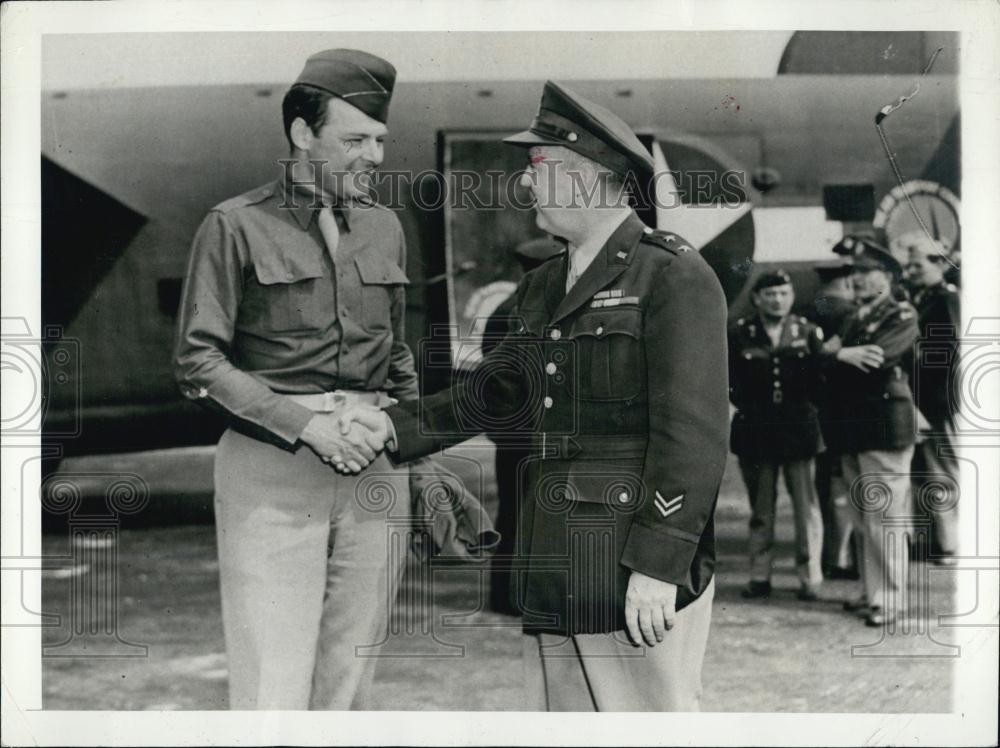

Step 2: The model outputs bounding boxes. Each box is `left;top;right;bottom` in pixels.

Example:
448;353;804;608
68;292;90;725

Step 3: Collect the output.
523;578;714;711
841;447;915;608
738;458;824;586
214;428;410;710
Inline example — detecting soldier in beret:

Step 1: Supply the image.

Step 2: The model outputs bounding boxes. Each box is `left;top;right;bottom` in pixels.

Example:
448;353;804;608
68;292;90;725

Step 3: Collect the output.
341;80;729;711
174;49;418;709
823;245;919;627
903;235;961;565
729;270;826;601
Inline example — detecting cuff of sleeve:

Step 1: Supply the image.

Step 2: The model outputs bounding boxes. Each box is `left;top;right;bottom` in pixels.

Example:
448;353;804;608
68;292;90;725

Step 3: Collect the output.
384;401;446;463
620;521;699;587
271;399;317;446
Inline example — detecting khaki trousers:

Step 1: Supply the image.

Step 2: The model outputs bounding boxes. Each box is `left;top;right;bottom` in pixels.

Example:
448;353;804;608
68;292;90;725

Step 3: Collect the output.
739;458;824;586
214;428;410;710
523;578;714;711
841;447;914;607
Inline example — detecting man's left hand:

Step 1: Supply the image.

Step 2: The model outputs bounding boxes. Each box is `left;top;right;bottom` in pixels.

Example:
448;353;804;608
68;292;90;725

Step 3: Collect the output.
625;571;678;647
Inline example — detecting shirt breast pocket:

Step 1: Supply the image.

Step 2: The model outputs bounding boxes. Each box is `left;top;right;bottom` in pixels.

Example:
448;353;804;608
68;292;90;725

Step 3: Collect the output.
573;309;643;401
244;243;327;334
354;252;410;332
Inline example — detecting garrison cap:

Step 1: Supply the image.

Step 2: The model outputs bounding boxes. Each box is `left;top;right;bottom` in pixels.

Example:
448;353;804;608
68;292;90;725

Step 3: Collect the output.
503;81;655;183
752;269;793;292
814;262;854;282
293;49;396;123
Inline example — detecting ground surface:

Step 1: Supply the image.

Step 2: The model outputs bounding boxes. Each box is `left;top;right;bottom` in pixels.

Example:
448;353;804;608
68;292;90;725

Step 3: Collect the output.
41;441;958;711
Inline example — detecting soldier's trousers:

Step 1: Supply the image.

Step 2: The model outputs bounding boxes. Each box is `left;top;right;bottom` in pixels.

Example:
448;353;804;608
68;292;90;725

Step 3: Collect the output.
815;451;857;571
738;458;823;586
911;418;959;555
523;577;714;711
841;447;914;609
213;428;410;710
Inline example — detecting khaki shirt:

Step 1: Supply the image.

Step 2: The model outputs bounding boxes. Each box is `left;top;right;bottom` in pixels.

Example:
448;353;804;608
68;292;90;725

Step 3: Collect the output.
173;178;419;447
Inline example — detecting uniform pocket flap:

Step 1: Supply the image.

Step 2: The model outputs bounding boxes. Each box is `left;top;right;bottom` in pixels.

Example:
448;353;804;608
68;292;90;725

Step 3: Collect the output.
355;252;410;285
573;308;641;339
563;454;645;507
250;243;324;285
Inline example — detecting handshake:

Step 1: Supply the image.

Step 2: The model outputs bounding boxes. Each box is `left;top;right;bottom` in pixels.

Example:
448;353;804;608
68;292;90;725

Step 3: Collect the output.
299;405;395;474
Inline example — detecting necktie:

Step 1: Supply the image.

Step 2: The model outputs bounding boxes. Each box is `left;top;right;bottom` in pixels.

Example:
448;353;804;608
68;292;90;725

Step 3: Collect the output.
317;206;340;260
565;250;580;293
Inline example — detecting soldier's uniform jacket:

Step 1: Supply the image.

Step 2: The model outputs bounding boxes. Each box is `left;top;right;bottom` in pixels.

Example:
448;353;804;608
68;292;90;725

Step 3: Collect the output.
728;314;824;461
388;212;730;636
825;294;919;454
911;280;960;423
174;178;419;447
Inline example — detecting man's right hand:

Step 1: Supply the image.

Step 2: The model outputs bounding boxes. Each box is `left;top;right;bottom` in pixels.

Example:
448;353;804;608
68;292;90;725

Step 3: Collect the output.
836;344;885;373
300;413;380;473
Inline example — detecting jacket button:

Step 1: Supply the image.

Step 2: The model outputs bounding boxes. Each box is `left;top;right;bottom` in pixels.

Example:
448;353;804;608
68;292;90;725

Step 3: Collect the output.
550;328;561;341
546;362;557;375
618;491;629;503
286;272;295;281
773;367;780;375
596;326;604;336
773;381;781;388
543;396;554;409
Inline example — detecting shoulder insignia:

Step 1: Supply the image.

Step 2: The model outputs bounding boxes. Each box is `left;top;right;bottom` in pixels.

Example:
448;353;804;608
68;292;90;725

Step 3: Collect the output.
815;326;824;341
945;283;959;293
213;184;274;214
640;229;692;254
899;309;914;321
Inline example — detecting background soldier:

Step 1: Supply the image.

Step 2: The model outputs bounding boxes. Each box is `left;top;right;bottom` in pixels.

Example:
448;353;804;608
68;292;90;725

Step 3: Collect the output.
174;49;417;709
810;259;859;580
904;234;961;565
729;270;825;601
824;245;919;627
342;81;729;711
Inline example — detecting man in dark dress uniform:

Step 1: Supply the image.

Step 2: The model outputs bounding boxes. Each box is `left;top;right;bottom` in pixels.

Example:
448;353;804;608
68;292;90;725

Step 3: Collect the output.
810;259;859;579
904;235;961;564
824;246;919;627
729;270;826;601
341;81;729;711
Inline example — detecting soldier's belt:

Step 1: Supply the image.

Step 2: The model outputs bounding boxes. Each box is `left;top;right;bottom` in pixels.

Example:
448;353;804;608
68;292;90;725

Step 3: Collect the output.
537;433;647;461
284;389;393;412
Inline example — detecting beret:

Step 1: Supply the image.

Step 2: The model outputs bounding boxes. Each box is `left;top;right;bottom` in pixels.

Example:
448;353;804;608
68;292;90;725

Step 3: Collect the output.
293;48;396;123
503;81;654;183
752;269;793;292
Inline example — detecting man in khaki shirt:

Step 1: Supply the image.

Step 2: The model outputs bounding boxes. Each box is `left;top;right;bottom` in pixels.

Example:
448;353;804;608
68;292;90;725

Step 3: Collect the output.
174;49;416;709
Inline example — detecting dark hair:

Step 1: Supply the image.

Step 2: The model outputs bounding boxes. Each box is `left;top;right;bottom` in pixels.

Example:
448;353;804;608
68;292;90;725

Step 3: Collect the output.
281;84;335;148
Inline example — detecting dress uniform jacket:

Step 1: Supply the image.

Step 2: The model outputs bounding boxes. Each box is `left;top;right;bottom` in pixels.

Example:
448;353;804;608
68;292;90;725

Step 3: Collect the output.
728;314;824;461
387;211;730;636
825;295;919;455
911;281;960;424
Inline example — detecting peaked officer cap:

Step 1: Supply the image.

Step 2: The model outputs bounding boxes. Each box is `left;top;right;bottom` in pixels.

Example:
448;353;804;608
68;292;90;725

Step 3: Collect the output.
504;81;655;183
851;245;903;277
293;49;396;123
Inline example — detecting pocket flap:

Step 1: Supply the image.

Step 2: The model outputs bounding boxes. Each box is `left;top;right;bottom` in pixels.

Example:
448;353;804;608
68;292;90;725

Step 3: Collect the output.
355;252;410;285
250;243;324;285
565;457;645;507
573;308;641;339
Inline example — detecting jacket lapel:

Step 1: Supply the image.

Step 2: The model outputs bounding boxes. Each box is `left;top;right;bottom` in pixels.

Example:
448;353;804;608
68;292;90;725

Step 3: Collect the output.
549;212;644;326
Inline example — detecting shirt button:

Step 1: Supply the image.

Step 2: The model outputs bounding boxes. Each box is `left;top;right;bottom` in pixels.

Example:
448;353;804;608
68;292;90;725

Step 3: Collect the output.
543;396;554;409
286;272;294;281
546;362;557;375
618;491;630;503
550;328;561;341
